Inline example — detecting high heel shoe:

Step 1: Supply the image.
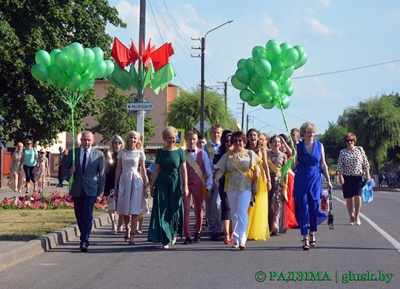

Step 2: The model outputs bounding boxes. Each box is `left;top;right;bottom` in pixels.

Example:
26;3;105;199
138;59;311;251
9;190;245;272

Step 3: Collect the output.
232;242;239;249
224;234;232;244
124;229;131;242
302;237;309;250
309;232;316;247
239;243;246;250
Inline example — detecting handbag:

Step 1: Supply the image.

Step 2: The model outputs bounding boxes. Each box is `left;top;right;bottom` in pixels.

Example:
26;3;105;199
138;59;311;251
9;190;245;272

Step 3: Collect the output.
107;190;116;211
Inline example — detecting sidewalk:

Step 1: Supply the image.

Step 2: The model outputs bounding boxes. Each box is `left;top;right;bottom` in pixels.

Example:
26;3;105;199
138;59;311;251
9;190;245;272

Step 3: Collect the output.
0;178;111;272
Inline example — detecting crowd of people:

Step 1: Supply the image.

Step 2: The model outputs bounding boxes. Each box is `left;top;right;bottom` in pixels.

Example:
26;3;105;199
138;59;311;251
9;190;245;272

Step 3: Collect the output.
10;121;371;252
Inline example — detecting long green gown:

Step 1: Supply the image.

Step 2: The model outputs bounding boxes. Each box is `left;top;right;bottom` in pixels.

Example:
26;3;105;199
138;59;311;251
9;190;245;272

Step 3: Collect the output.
148;148;186;245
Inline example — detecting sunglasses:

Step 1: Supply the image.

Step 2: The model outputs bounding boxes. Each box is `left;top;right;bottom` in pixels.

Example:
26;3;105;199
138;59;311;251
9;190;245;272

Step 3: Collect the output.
26;143;32;145
224;139;231;144
39;152;45;154
232;139;243;144
250;196;256;207
346;139;354;143
113;141;122;145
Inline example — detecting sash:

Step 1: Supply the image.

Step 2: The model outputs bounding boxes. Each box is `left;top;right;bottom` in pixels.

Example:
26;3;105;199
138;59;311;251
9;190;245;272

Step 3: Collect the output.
185;151;207;200
268;158;288;201
224;150;254;190
205;142;216;159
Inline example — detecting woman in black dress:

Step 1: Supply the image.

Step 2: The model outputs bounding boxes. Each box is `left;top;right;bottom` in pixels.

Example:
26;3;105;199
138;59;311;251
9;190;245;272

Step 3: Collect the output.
104;135;124;234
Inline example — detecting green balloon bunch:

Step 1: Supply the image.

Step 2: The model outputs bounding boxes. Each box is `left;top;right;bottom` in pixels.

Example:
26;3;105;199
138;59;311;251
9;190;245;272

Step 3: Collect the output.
31;42;114;92
232;39;307;110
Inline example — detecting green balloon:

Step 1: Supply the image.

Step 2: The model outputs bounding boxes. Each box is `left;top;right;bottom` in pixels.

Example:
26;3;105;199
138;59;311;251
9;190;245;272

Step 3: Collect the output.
280;42;291;55
62;46;69;55
266;42;281;62
280;66;294;83
252;49;266;63
249;81;261;93
280;78;292;92
286;85;294;96
283;48;299;68
47;64;63;84
254;91;269;104
31;63;48;82
67;73;82;91
244;58;255;73
294;52;308;69
262;80;278;97
50;49;62;64
240;89;254;102
57;75;67;89
104;60;115;77
276;95;290;109
270;59;285;80
68;42;84;66
252;45;265;55
255;59;271;78
237;58;246;69
293;45;305;60
35;50;51;66
54;52;70;72
80;78;95;92
92;47;104;61
80;48;95;72
235;68;250;84
231;75;247;90
266;39;279;47
250;71;265;88
247;99;259;107
88;60;106;79
261;101;275;109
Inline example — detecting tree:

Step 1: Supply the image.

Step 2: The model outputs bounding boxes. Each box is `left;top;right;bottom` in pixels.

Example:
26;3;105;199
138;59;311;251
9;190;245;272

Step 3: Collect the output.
343;93;400;173
0;0;126;146
92;86;155;146
319;121;347;163
166;88;237;136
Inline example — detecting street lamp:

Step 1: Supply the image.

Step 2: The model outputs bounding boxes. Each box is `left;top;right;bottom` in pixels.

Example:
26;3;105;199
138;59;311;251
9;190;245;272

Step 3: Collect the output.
200;20;233;135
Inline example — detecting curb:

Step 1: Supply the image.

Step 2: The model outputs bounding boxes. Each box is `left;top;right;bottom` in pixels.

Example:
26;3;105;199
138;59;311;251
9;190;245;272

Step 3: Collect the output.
0;213;111;273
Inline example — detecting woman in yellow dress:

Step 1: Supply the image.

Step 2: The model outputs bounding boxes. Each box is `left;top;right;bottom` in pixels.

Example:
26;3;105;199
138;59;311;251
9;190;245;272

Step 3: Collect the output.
245;128;272;240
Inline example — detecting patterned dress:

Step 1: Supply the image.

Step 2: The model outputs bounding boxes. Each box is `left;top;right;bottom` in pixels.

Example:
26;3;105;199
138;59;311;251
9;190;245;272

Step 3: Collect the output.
267;150;287;233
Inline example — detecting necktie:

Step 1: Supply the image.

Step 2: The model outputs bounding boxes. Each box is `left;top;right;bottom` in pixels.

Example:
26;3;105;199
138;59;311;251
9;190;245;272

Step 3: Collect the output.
82;149;87;174
187;149;195;153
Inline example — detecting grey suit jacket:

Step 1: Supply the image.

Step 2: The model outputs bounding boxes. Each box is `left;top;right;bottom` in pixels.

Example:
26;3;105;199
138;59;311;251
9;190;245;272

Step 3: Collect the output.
64;147;105;197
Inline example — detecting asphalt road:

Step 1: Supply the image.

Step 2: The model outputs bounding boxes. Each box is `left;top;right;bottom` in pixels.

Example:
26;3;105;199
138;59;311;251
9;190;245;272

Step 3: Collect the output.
0;187;399;289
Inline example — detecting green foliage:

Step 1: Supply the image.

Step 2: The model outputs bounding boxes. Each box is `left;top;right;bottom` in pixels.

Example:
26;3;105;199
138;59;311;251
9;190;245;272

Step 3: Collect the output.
0;0;126;146
166;87;237;137
92;86;155;146
319;121;347;162
340;93;400;173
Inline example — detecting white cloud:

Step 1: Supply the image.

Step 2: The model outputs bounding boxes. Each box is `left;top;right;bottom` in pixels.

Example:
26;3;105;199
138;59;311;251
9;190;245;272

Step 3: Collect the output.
115;0;139;23
319;0;330;7
260;13;280;38
384;61;400;79
302;17;343;41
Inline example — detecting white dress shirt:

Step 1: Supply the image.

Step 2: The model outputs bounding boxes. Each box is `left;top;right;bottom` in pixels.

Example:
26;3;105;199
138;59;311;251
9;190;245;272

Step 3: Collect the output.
187;147;213;189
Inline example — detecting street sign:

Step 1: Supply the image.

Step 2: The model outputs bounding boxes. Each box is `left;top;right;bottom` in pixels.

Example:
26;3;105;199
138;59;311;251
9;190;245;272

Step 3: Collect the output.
194;121;210;133
331;164;338;171
126;102;154;111
176;129;185;147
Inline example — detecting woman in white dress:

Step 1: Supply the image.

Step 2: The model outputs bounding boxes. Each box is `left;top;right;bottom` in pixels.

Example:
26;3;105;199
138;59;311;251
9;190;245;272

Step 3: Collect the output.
114;131;149;245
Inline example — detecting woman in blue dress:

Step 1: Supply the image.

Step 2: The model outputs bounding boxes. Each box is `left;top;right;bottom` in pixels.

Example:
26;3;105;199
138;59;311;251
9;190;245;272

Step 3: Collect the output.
292;122;332;250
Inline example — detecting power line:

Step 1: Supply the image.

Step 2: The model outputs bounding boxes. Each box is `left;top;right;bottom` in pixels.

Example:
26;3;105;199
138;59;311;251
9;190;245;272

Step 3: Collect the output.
292;59;400;79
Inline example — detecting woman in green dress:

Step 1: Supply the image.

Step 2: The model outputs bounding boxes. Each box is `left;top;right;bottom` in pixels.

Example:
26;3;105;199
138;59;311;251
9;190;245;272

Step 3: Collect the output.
148;126;189;249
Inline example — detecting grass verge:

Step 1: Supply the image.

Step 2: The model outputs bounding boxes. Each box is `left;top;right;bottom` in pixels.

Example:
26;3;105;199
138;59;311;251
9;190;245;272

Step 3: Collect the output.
0;209;105;241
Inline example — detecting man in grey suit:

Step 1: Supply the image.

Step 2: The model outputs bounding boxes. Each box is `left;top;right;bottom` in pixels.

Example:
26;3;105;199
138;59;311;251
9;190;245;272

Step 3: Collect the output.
64;131;105;252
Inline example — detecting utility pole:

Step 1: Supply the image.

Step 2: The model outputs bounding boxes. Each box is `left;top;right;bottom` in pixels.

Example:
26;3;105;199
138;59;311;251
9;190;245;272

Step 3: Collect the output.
241;102;245;131
131;0;146;141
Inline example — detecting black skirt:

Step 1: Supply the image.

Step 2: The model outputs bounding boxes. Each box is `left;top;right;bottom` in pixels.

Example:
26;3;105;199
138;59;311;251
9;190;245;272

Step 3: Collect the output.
342;175;364;198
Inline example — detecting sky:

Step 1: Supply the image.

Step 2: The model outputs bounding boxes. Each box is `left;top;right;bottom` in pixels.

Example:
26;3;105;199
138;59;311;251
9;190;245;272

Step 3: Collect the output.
106;0;400;136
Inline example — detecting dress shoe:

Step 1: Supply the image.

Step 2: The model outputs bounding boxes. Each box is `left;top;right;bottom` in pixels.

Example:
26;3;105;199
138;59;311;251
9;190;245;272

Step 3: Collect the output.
183;237;192;244
194;232;201;242
355;221;361;226
79;245;88;252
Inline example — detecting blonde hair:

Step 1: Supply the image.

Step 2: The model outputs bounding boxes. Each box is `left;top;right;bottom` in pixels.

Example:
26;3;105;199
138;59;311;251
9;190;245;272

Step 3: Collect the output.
17;142;23;147
125;131;143;150
299;122;317;137
162;126;178;140
108;135;124;151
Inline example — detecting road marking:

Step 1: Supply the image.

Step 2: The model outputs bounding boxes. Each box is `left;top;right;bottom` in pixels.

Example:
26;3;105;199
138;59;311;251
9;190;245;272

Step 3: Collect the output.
332;196;400;253
33;263;59;266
